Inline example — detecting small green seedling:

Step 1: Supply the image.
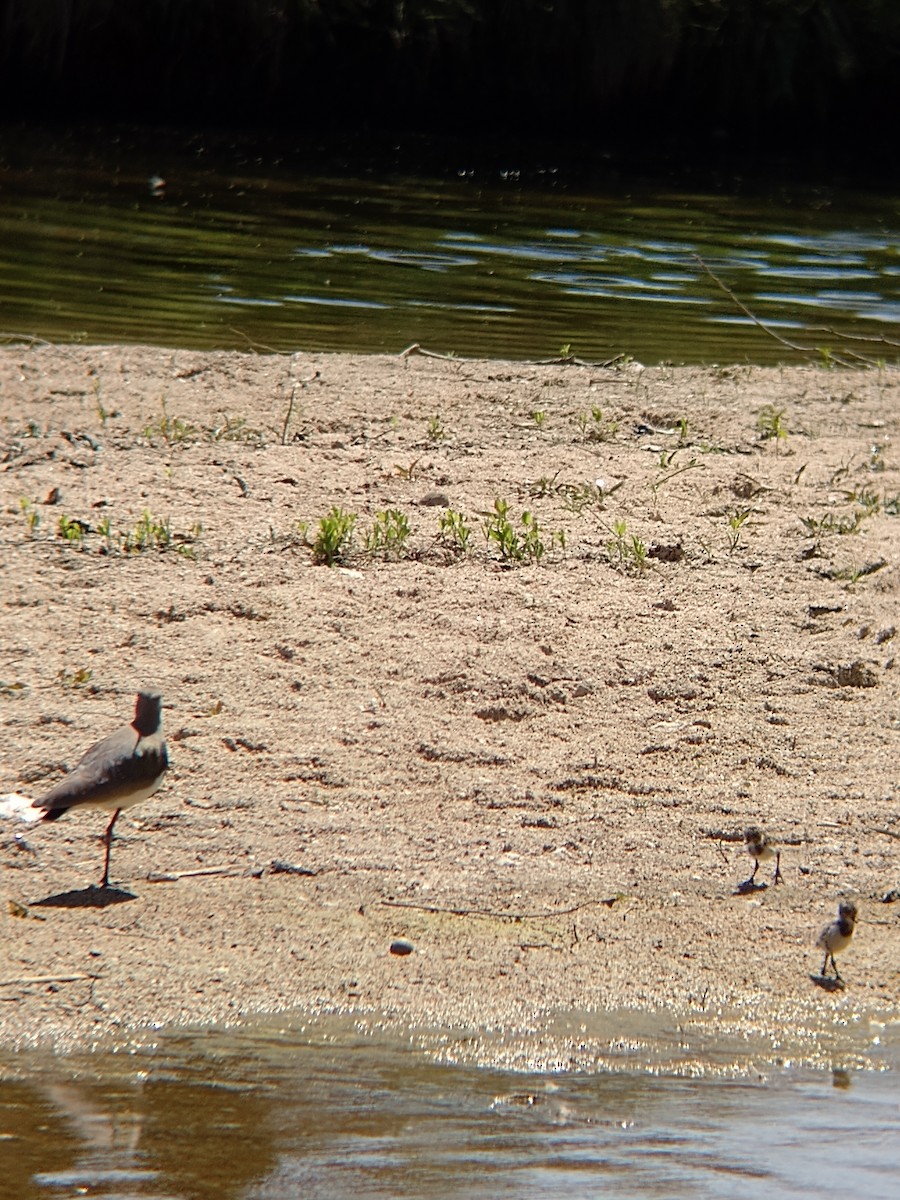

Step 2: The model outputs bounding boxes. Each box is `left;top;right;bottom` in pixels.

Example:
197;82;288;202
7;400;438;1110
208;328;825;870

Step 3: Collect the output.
57;667;92;689
607;518;648;571
726;508;752;552
312;507;357;566
576;405;618;443
800;510;865;551
365;509;411;559
756;404;789;447
143;400;196;446
438;509;472;554
844;489;881;517
426;415;446;443
210;414;263;444
19;497;40;535
394;460;420;481
93;379;114;426
56;514;87;546
483;499;557;564
96;515;113;553
118;511;201;557
648;453;702;514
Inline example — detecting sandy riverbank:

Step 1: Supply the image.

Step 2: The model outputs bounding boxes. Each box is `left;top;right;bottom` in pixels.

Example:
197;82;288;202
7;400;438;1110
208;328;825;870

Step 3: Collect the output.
1;343;898;1068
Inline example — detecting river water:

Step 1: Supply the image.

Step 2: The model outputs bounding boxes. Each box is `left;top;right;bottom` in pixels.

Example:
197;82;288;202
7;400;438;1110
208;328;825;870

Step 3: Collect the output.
1;127;899;364
2;1015;899;1200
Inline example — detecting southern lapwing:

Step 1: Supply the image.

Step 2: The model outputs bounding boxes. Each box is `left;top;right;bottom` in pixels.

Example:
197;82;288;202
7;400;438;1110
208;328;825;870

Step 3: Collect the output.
31;690;168;888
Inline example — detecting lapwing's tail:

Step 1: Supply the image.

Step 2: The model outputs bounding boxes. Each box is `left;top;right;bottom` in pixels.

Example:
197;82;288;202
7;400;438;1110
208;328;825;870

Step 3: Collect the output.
37;806;69;823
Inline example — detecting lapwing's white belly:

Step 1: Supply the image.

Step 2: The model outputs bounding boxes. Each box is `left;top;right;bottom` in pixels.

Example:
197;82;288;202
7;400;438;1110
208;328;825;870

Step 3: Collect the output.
80;772;167;813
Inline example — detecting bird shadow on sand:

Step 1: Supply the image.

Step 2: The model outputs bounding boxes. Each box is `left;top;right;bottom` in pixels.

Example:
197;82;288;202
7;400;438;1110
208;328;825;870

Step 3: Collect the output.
31;885;136;909
733;879;768;896
810;973;846;993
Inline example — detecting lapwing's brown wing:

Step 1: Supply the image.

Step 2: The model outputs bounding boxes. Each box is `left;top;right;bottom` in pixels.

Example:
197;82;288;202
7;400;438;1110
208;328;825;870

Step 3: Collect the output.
33;692;168;821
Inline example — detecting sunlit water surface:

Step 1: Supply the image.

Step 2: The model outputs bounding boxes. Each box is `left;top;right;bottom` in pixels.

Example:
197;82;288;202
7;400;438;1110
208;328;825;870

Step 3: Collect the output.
2;1019;899;1200
1;127;899;364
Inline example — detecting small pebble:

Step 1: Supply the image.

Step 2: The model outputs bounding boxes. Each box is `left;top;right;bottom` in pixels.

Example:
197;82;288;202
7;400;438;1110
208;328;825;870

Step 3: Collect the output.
389;938;414;956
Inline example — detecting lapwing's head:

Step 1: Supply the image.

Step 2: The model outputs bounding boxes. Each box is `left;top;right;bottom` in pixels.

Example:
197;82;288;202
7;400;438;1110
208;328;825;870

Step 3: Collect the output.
134;690;163;735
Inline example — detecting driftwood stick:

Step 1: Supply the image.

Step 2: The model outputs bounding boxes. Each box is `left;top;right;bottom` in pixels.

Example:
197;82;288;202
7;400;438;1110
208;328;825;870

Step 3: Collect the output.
0;972;97;987
694;254;811;354
146;865;238;882
866;825;900;842
398;343;462;360
693;254;872;367
378;896;623;920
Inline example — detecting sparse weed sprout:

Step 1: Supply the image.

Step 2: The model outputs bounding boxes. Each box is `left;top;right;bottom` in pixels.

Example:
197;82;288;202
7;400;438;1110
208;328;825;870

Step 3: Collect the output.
530;410;547;430
525;473;560;498
210;414;263;444
19;497;40;535
312;507;357;566
607;518;648;571
426;415;446;443
93;379;113;426
25;501;200;558
576;405;618;443
726;508;752;553
483;499;560;564
800;509;866;550
756;404;789;446
143;400;196;446
121;511;202;558
365;509;411;559
844;488;881;517
96;515;114;552
561;482;604;514
56;514;87;546
56;667;92;689
439;509;472;555
134;511;171;551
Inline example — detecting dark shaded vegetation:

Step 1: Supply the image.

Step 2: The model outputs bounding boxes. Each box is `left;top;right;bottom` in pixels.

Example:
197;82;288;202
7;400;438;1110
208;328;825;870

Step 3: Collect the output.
0;1;899;160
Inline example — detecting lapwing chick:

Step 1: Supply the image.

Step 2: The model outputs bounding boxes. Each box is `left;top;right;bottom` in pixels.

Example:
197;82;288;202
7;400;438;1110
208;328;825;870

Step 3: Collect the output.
817;900;858;982
31;690;168;888
743;825;783;887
